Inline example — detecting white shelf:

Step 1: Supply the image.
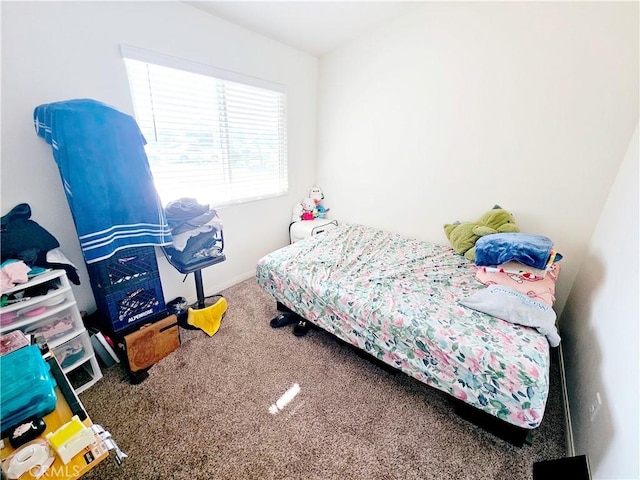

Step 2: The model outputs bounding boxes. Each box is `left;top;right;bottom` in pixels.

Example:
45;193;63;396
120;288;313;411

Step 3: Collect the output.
1;269;62;296
1;285;71;315
69;356;103;395
4;299;77;332
0;269;102;394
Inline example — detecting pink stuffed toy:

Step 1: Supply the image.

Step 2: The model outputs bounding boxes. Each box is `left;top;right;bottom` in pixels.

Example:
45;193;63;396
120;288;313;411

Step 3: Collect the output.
301;197;316;220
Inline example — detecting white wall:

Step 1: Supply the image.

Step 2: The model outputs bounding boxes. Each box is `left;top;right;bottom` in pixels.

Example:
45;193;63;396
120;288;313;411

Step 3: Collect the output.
561;125;638;480
317;2;639;314
1;1;318;312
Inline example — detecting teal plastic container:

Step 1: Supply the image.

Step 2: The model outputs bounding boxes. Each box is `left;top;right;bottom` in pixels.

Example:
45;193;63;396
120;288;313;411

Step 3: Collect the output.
0;345;57;436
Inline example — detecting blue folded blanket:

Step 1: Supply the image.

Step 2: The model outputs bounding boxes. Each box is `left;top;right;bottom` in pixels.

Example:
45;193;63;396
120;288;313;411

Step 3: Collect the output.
474;233;553;270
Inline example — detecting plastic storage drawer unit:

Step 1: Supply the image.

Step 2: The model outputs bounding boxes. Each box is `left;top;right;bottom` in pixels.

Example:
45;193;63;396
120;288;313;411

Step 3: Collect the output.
0;345;57;436
53;330;93;371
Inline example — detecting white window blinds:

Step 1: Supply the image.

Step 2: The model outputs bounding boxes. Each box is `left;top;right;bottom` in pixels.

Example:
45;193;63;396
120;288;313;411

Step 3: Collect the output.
121;46;288;207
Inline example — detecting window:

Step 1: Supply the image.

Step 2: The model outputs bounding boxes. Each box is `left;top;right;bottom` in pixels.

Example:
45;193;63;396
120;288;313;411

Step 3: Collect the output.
121;46;288;207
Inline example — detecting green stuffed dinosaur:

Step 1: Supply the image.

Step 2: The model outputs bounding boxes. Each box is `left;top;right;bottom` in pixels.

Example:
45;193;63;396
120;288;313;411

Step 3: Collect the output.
444;205;519;262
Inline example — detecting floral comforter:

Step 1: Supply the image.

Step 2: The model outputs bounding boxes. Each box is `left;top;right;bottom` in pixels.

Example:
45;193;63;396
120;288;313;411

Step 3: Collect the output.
256;224;550;429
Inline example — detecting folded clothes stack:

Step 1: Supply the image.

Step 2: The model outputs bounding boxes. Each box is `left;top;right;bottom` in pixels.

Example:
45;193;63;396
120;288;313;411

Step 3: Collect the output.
164;198;224;265
460;232;564;347
474;233;562;277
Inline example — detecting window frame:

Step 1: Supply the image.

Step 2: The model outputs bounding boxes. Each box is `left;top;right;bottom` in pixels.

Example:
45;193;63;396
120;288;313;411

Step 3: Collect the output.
120;45;289;208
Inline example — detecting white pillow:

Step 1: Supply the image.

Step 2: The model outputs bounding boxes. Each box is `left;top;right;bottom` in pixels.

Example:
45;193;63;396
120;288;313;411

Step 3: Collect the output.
460;285;560;347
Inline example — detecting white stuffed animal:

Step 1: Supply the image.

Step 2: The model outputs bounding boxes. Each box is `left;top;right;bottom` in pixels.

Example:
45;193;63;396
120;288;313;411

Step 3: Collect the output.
291;186;329;222
309;186;324;203
309;186;329;219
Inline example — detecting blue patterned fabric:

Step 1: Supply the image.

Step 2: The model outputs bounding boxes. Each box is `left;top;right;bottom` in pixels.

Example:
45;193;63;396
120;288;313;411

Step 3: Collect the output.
34;99;172;263
474;233;553;270
257;224;551;429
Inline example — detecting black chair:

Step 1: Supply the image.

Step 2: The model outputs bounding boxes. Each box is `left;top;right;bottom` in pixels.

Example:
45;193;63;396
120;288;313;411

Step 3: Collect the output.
162;231;225;310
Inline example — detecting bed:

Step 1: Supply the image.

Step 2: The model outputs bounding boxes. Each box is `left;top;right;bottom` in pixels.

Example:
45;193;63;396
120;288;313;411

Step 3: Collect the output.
256;223;551;433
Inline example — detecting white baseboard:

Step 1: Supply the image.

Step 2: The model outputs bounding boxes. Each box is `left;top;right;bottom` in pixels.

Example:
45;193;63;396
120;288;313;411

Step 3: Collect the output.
184;269;256;305
558;343;575;456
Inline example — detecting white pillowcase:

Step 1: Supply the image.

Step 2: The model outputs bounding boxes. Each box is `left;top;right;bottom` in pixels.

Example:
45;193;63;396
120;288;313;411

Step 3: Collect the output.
460;285;560;347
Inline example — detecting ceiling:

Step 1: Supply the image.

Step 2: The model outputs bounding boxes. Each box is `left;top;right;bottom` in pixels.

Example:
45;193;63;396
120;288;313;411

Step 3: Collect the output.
185;1;422;57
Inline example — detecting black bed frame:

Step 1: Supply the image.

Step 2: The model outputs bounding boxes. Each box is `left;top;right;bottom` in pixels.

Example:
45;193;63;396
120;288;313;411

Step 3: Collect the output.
276;301;533;447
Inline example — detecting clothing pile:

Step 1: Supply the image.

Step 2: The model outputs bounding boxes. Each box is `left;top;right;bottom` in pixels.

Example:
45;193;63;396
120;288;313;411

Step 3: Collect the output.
474;232;562;275
1;203;80;294
460;232;563;347
164;198;224;267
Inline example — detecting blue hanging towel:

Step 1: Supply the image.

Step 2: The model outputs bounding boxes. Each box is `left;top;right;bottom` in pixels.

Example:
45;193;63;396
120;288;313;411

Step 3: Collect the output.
34;99;172;263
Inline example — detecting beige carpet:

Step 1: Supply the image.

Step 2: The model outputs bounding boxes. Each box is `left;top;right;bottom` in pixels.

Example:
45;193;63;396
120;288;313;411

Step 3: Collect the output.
80;278;566;480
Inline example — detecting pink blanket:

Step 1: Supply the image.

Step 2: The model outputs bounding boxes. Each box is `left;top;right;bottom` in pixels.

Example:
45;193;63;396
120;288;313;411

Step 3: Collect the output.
475;262;560;306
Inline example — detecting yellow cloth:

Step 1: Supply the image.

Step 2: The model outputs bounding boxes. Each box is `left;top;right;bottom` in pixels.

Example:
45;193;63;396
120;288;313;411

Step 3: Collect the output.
187;297;227;336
